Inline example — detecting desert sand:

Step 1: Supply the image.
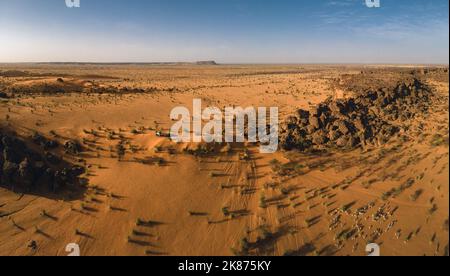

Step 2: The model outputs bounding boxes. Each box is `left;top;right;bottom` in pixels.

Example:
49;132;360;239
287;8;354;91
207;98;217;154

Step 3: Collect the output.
0;64;448;256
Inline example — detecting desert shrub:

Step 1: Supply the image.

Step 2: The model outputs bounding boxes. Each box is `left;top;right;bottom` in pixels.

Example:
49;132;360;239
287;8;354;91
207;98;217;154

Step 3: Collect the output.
269;159;281;171
259;194;267;208
281;187;290;195
136;218;146;226
240;237;250;253
410;189;424;202
428;204;438;215
222;207;230;217
210;172;219;178
430;134;449;147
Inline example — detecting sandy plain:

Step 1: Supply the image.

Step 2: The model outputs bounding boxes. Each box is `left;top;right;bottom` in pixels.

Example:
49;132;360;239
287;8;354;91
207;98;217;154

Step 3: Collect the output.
0;64;448;256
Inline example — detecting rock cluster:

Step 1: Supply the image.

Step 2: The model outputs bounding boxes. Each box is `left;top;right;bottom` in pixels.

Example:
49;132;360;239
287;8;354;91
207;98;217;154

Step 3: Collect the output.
32;132;59;150
0;131;85;192
64;140;82;155
280;78;432;151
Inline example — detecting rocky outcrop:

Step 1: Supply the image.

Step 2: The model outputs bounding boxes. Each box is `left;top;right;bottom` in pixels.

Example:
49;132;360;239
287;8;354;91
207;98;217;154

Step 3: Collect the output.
196;61;218;65
280;78;432;152
0;130;85;192
32;132;59;150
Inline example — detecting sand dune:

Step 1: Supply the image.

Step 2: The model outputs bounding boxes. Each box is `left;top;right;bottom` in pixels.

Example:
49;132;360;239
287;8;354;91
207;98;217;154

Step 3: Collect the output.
0;64;448;256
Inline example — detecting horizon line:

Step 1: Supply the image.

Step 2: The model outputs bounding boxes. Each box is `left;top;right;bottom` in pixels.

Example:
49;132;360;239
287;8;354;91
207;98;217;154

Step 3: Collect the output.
0;61;448;66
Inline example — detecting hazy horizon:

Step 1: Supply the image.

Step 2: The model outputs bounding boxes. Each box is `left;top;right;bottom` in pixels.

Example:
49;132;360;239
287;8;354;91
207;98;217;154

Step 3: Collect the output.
0;62;448;66
0;0;448;64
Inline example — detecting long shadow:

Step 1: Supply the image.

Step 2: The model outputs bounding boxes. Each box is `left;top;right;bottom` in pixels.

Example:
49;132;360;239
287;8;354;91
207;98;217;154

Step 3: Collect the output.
145;250;169;256
35;228;54;240
266;194;287;203
109;206;128;212
318;244;340;256
188;212;209;217
132;230;154;237
128;238;154;247
11;221;26;232
137;220;166;228
284;243;316;256
240;188;257;195
342;200;358;211
306;215;322;228
230;209;251;218
42;212;59;221
81;206;99;213
207;218;231;224
76;231;95;240
248;225;295;255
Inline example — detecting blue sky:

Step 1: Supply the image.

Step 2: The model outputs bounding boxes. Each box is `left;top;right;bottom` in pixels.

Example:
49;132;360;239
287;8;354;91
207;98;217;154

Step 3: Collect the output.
0;0;448;63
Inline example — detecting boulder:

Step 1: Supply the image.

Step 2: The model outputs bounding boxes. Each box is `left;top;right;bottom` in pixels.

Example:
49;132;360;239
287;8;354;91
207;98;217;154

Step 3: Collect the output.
45;151;61;165
32;133;59;150
18;158;35;187
33;161;48;180
309;107;320;117
312;131;328;145
306;125;316;134
71;165;85;177
297;109;310;120
0;149;4;183
3;147;23;164
329;101;344;116
2;161;18;183
336;136;349;148
319;113;328;127
337;121;350;135
64;140;82;155
309;117;320;130
354;118;365;131
328;130;342;141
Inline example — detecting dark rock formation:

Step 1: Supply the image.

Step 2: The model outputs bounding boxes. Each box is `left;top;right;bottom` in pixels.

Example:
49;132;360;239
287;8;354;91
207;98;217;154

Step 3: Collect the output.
196;61;218;65
64;140;82;155
0;130;85;193
32;132;59;150
280;78;433;152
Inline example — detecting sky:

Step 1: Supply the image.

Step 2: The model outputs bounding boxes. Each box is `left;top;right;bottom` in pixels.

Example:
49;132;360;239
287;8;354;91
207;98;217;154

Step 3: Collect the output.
0;0;448;64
